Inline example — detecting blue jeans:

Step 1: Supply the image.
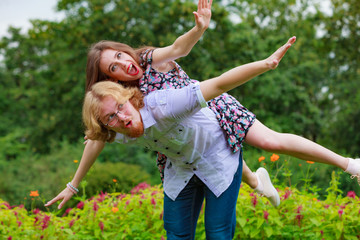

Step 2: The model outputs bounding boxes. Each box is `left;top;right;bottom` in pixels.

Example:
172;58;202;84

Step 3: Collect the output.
163;153;243;240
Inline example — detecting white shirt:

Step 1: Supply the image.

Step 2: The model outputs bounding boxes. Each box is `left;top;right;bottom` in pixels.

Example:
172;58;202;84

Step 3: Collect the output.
115;83;240;200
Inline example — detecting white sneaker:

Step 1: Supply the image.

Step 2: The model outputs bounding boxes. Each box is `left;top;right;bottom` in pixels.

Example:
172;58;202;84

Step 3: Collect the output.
255;167;280;207
345;158;360;186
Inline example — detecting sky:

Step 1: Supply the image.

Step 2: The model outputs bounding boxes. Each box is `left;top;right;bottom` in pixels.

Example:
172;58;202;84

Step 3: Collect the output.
0;0;64;38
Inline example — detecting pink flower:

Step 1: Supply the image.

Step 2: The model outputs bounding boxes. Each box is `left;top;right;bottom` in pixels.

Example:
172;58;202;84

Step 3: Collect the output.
77;201;84;209
34;217;39;225
263;211;269;221
8;237;12;240
283;190;291;200
17;221;22;227
93;202;99;212
33;208;40;215
117;194;126;200
295;206;303;226
62;208;72;217
69;219;75;228
347;191;356;199
99;221;104;232
338;209;344;218
42;215;51;230
251;195;258;207
131;182;150;194
97;191;107;203
151;198;156;206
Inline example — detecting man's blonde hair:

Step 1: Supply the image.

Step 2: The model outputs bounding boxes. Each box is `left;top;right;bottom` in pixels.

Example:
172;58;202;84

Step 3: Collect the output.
83;81;144;142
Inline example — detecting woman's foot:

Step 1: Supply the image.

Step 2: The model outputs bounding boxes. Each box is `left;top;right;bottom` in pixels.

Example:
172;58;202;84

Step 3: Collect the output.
254;168;280;207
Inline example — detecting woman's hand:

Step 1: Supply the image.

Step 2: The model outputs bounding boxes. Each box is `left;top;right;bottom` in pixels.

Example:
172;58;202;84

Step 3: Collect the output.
44;187;75;209
193;0;213;30
265;36;296;69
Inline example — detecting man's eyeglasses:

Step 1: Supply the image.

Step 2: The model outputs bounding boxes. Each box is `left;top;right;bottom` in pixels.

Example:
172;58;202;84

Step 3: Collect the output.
104;101;127;127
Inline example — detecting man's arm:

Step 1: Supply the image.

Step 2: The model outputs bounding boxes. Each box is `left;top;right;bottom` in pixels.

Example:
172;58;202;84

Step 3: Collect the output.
45;140;105;209
152;0;212;67
200;37;296;101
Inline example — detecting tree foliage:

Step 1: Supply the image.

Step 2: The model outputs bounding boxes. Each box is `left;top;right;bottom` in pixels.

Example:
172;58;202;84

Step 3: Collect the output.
0;0;359;205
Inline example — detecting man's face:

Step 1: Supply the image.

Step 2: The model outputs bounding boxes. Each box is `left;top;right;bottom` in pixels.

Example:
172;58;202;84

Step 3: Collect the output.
99;96;144;138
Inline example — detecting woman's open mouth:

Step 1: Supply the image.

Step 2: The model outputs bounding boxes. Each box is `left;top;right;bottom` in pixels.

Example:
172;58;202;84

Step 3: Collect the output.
127;63;140;76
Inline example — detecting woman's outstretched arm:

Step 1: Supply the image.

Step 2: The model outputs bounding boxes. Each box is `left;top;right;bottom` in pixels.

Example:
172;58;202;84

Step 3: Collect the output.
200;36;296;101
152;0;213;66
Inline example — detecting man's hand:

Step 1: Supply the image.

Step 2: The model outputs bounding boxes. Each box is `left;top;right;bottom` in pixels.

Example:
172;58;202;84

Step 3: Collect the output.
44;187;75;209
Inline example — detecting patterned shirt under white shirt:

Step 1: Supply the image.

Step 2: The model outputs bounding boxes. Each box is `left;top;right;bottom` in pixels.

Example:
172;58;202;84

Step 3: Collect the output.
114;83;241;200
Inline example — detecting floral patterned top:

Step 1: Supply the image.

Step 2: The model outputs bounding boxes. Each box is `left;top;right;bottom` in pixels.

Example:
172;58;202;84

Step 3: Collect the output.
138;49;256;181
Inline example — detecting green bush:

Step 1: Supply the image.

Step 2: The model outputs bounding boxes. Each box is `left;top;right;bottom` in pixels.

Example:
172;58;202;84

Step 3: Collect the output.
84;161;150;197
1;173;359;240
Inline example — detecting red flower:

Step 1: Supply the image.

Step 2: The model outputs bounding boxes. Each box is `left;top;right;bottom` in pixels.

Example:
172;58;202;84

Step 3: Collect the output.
283;190;291;200
347;191;356;199
263;210;269;221
251;195;258;207
42;215;51;230
338;209;344;218
93;202;99;212
151;198;156;206
77;201;84;209
62;208;72;217
99;221;104;232
131;182;150;194
69;219;75;228
33;208;40;215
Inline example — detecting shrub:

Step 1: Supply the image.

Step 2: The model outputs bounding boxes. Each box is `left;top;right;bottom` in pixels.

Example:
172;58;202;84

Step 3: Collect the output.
1;173;359;239
84;161;150;197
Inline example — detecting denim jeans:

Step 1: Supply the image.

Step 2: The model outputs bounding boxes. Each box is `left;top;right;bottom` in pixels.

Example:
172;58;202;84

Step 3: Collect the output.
163;153;243;240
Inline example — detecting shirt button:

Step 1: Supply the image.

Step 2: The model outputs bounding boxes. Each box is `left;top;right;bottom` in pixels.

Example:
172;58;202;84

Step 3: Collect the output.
193;168;197;171
154;140;158;142
177;152;180;155
165;147;169;150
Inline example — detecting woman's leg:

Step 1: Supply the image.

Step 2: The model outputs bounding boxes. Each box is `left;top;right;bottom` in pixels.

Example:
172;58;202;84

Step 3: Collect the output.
245;119;349;170
163;176;205;240
242;160;257;188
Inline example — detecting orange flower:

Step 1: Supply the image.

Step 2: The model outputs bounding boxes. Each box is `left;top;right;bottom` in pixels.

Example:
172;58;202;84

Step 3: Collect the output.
113;179;117;183
112;207;119;213
299;164;302;167
30;191;39;197
306;161;315;164
73;160;78;163
258;156;265;162
270;154;280;162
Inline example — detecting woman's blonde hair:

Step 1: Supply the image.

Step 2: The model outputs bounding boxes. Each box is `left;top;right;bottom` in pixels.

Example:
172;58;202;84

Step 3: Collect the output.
83;81;144;143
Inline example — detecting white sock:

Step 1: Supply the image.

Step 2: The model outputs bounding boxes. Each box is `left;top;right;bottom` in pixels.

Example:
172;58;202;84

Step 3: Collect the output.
254;173;264;193
345;158;359;175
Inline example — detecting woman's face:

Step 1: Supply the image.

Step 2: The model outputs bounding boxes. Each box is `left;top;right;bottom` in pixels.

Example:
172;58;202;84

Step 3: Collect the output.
99;49;144;82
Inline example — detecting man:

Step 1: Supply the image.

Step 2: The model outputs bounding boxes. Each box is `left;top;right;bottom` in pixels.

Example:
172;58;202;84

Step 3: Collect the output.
47;37;297;239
